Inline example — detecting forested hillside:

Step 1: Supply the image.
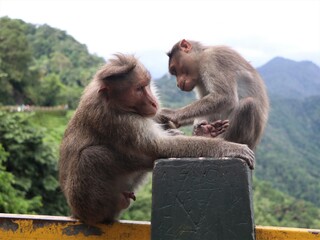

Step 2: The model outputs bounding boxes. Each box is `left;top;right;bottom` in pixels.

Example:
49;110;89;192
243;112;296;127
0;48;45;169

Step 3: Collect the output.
0;17;319;228
0;16;104;108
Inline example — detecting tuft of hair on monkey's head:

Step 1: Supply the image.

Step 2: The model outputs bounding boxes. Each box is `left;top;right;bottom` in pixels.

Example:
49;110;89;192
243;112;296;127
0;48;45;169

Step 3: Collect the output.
96;53;138;82
167;39;204;67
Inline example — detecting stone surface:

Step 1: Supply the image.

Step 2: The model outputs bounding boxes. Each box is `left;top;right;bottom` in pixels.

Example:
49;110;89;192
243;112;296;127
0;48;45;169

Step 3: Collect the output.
151;158;255;240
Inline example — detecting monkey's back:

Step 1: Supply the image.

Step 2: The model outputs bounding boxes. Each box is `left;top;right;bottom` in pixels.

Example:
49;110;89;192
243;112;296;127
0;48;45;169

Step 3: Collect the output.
199;46;269;149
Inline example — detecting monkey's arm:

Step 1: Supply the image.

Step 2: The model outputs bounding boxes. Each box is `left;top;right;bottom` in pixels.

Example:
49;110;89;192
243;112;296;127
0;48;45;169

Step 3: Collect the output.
156;135;254;169
160;92;236;127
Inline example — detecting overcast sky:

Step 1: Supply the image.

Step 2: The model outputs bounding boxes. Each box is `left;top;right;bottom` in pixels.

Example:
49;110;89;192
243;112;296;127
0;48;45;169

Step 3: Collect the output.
1;0;320;78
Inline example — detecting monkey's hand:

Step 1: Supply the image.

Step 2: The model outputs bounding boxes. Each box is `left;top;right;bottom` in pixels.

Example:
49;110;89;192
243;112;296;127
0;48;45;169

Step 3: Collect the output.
224;143;255;170
193;120;229;138
155;108;180;128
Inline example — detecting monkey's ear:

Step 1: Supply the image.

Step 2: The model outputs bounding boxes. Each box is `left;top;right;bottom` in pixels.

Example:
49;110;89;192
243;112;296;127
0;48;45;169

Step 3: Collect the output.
98;87;108;93
180;39;192;53
98;86;110;100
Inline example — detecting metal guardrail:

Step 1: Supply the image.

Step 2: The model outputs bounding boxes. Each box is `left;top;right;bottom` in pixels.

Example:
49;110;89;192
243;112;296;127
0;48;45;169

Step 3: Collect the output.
0;213;319;239
0;214;150;240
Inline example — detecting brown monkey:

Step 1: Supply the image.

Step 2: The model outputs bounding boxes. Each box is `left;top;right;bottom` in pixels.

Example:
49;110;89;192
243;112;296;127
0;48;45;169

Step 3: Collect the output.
158;39;269;150
59;53;254;225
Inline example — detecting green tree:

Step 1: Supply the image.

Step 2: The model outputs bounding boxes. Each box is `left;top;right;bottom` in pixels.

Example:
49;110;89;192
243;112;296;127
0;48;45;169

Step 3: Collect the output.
27;73;63;106
254;179;320;228
0;17;37;104
0;111;68;215
0;143;42;213
0;17;104;107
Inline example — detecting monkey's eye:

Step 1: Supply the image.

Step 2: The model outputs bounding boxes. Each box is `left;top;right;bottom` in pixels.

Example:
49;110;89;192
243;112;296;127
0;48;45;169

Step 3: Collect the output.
169;67;176;76
136;86;144;92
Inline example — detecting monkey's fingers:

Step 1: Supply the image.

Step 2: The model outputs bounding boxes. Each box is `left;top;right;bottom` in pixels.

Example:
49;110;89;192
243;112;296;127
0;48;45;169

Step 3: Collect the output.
229;147;255;170
210;128;226;138
210;120;224;128
222;122;230;129
211;120;229;129
235;156;255;170
241;150;255;170
221;120;229;125
168;121;178;129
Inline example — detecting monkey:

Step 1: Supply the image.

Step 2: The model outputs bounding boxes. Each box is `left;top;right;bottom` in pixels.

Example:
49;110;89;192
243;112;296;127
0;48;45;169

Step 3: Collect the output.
157;39;269;150
58;53;254;225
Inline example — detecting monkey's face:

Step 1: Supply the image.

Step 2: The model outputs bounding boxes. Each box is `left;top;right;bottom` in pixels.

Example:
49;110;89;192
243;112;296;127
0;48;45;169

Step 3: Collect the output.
169;52;199;92
108;75;159;118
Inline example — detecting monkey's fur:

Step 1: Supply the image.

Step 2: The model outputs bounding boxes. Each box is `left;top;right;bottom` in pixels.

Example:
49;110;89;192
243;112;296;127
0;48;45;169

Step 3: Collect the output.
162;39;269;150
59;54;254;225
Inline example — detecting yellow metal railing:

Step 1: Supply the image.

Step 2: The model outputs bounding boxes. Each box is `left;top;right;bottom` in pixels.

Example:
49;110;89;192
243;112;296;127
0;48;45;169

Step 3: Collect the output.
0;214;150;240
0;213;319;239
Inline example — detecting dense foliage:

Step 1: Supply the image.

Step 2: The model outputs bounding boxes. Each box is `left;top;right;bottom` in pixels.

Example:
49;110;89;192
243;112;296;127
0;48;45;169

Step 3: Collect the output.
0;16;104;108
0;111;68;215
0;17;319;228
0;143;41;213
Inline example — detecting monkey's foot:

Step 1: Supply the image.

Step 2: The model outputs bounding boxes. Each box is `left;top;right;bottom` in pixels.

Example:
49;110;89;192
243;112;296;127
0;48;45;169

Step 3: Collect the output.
122;191;136;201
193;120;229;138
118;192;136;210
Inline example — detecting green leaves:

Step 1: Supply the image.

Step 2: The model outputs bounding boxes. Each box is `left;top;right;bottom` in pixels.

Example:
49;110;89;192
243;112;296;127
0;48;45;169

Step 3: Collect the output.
0;143;42;213
0;16;104;108
0;111;68;215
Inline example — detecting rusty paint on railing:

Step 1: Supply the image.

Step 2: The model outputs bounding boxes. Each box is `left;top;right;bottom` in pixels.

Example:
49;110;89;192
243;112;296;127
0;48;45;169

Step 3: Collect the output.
0;214;150;240
256;225;320;240
0;213;319;239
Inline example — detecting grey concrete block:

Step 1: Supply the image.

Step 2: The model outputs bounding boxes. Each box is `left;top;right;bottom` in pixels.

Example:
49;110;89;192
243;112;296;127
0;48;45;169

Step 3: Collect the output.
151;158;254;240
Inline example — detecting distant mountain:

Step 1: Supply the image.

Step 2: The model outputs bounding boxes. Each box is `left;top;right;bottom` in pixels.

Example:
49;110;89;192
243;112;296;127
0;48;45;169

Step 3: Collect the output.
258;57;320;99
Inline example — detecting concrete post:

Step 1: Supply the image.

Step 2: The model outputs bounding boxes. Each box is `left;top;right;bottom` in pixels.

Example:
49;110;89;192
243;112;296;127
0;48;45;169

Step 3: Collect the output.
151;158;255;240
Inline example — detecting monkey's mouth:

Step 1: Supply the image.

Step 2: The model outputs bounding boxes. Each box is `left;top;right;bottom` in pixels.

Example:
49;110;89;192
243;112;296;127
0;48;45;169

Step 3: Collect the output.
179;80;186;91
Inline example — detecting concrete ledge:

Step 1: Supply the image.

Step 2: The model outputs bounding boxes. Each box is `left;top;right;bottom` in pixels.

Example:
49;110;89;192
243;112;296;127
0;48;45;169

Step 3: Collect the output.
151;158;254;240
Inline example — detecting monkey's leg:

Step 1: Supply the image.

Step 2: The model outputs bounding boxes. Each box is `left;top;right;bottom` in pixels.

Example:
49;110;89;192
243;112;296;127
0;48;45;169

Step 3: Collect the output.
119;191;136;210
68;146;125;225
223;97;262;150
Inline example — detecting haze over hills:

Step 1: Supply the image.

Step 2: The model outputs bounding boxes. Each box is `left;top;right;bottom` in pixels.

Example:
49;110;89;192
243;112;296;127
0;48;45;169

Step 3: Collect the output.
258;57;320;99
